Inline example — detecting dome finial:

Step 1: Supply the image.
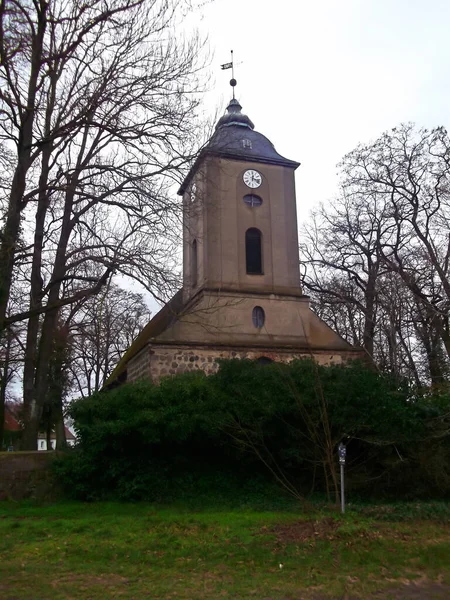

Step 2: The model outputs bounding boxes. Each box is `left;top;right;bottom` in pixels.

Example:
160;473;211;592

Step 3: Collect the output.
217;52;254;130
221;49;237;100
214;97;255;131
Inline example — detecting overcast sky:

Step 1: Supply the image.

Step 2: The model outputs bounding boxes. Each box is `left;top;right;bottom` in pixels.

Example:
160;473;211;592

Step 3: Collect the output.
142;0;450;312
195;0;450;222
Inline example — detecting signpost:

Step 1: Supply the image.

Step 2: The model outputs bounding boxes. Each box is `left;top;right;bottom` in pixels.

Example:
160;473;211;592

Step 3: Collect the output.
338;442;346;514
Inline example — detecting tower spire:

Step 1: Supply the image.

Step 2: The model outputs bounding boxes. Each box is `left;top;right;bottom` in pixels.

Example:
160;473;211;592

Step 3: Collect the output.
220;50;237;99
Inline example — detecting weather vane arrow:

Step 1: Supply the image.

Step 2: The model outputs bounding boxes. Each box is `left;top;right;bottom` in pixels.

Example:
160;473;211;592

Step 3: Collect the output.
221;50;237;98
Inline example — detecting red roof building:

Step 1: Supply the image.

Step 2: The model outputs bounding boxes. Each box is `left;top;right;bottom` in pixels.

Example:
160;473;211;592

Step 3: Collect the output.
4;402;22;431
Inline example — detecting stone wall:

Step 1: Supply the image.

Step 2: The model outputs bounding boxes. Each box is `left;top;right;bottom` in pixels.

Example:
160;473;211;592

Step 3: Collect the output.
127;346;152;382
0;451;61;501
145;344;357;382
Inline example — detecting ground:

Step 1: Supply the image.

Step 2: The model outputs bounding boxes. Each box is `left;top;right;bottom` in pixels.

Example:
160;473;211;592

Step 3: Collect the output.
0;501;449;599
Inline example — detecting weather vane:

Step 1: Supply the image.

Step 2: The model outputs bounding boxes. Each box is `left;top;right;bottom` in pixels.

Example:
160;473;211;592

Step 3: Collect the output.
221;50;237;99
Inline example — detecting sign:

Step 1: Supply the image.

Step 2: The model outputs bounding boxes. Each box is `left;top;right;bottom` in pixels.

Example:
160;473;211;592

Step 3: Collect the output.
338;442;346;465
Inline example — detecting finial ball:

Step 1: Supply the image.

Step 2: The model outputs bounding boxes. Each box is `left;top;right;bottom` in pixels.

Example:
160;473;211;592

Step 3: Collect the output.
230;78;237;87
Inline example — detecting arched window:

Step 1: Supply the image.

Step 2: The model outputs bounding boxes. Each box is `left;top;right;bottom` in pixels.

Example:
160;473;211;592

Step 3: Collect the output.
246;228;263;274
192;239;197;287
252;306;265;329
257;356;273;365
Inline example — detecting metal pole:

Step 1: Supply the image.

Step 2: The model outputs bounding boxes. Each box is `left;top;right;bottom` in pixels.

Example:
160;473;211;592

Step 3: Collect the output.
340;462;345;514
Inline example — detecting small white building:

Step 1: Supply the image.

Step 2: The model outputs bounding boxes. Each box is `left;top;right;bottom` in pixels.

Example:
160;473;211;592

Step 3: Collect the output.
37;427;76;450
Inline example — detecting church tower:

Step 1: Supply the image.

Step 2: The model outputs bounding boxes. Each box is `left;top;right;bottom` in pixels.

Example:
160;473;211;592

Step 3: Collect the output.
107;96;360;385
181;98;302;301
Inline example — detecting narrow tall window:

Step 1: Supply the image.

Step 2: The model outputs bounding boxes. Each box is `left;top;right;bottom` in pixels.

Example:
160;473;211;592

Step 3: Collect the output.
245;228;263;274
192;239;198;287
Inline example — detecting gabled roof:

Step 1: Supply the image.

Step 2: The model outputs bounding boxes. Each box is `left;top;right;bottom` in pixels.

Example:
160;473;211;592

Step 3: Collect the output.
37;427;76;441
105;289;185;386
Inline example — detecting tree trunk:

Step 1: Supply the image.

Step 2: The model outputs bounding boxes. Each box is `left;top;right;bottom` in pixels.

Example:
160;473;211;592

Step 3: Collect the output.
0;0;48;332
23;142;54;432
0;375;6;451
0;328;14;450
21;161;78;450
362;270;378;358
415;312;447;386
55;411;67;451
0;201;22;332
46;418;52;451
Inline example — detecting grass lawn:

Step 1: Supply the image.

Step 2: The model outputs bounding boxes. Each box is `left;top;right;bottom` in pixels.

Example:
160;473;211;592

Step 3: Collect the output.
0;500;450;599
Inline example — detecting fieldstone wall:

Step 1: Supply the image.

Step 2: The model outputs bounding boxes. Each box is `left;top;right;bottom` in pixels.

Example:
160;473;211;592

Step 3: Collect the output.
144;344;356;383
149;346;226;379
0;452;61;501
127;346;152;382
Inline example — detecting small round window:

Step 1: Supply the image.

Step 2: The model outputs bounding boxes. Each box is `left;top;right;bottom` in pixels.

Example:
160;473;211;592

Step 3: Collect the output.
243;194;263;207
252;306;265;329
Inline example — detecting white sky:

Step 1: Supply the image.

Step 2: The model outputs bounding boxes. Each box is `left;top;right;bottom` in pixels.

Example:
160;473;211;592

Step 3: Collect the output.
137;0;450;313
12;1;450;398
12;0;450;397
196;0;450;222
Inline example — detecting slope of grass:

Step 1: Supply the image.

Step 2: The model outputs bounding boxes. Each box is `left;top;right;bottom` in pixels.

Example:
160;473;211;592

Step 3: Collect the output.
0;500;449;599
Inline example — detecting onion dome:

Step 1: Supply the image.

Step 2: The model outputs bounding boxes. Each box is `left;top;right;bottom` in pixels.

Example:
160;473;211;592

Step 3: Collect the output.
215;98;255;130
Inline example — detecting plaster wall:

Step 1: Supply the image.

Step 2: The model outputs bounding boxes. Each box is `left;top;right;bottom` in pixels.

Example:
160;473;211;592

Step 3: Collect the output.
183;157;301;301
154;289;350;350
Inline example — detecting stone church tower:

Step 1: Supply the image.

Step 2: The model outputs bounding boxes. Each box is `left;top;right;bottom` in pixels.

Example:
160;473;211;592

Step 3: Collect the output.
107;98;359;385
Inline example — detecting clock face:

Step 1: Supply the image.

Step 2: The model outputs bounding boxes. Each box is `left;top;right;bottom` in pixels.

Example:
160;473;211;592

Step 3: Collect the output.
243;169;262;189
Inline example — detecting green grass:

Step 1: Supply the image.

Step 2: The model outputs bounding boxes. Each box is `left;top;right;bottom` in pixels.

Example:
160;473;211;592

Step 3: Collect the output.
0;500;450;599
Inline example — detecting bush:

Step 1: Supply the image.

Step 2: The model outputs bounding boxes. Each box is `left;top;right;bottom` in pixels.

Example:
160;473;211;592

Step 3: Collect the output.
55;359;450;502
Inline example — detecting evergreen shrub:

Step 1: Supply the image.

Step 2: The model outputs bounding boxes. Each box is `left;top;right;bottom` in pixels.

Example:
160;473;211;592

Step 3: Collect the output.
54;359;450;501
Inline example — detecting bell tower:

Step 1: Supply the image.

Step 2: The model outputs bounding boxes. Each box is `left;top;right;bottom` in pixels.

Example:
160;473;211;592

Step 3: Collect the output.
107;86;358;388
181;98;302;302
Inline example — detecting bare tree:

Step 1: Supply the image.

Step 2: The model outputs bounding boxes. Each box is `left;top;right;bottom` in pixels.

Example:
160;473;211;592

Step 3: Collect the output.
1;0;208;449
301;190;391;359
68;284;151;398
340;124;450;365
301;124;450;386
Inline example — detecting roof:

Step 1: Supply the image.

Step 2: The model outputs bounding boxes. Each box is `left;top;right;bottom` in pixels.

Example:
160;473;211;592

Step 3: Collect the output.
37;426;76;441
178;98;300;195
4;403;21;431
105;289;185;386
4;402;75;440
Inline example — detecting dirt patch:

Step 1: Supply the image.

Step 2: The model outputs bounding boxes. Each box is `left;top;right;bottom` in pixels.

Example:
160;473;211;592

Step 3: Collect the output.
256;517;340;544
264;580;450;599
0;573;132;600
371;578;450;599
377;522;450;544
254;519;434;546
51;573;131;588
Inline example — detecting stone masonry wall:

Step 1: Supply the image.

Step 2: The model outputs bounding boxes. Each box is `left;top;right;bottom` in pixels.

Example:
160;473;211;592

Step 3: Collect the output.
127;346;152;382
147;344;357;382
0;452;60;501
